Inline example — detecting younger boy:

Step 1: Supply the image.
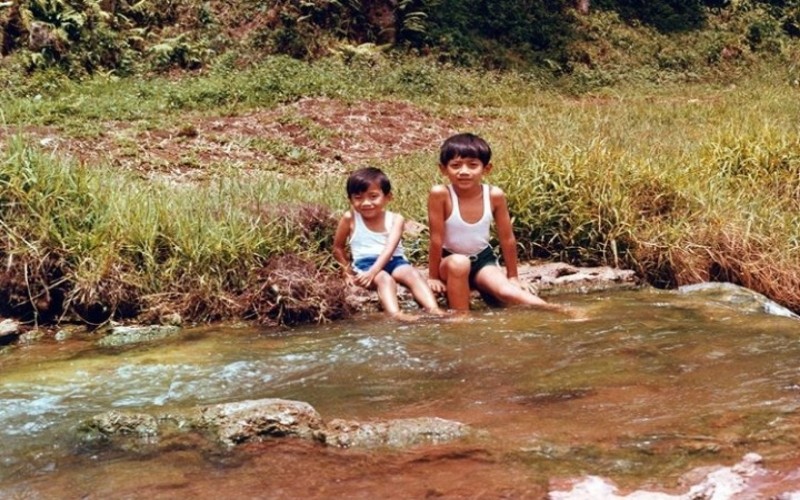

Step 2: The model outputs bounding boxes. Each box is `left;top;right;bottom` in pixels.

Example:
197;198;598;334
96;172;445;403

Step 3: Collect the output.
333;166;444;320
427;133;572;314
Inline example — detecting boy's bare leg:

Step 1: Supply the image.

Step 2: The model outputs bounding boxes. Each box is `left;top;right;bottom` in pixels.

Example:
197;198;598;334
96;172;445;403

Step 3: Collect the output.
372;271;400;314
372;271;418;321
473;266;569;313
440;255;472;312
392;266;445;315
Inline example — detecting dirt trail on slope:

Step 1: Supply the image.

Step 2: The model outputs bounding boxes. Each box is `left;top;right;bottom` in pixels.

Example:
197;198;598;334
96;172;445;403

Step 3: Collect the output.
1;97;470;181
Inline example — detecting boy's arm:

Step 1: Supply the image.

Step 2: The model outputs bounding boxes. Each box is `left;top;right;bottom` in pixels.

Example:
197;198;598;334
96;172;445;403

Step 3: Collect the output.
493;187;583;318
427;186;447;293
491;187;520;280
332;212;355;282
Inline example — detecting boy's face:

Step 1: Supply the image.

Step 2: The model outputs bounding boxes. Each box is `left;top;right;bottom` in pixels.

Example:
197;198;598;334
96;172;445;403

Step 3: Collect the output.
349;182;392;218
439;155;492;189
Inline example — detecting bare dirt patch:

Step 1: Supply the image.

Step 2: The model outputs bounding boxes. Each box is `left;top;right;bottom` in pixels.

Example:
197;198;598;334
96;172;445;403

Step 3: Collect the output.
2;97;465;182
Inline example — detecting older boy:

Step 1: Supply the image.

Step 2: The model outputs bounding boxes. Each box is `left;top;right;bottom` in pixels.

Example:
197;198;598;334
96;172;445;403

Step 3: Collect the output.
427;133;571;314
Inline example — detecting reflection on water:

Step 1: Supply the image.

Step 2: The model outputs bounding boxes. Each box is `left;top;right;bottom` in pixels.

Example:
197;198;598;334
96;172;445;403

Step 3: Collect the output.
2;286;800;497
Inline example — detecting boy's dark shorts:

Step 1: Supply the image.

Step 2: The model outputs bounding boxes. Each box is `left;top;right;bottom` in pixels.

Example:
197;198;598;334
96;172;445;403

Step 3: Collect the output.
443;246;498;285
353;255;411;275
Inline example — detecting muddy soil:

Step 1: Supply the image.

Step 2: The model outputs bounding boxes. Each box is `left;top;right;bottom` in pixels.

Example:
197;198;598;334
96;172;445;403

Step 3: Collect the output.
1;97;464;182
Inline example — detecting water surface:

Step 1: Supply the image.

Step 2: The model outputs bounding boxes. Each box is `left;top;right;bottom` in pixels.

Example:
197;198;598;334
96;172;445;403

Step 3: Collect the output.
2;286;800;498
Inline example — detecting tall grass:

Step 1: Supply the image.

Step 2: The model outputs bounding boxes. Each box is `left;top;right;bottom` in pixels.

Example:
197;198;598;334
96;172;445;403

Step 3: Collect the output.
490;74;800;310
2;56;800;325
0;137;341;325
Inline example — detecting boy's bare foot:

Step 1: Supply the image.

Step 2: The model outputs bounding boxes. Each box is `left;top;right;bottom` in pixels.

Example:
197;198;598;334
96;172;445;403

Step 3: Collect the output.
427;308;448;317
563;306;588;320
390;311;419;322
444;311;473;322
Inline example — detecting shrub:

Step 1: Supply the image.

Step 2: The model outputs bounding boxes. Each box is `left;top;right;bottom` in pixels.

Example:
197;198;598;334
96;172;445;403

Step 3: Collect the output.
593;0;708;33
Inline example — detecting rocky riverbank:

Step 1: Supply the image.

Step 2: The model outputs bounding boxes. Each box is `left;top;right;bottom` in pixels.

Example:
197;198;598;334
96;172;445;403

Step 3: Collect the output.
0;261;640;348
347;261;640;312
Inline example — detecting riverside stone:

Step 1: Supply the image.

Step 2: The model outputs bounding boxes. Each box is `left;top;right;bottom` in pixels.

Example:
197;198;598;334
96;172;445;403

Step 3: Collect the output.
195;398;326;446
348;261;640;312
323;417;470;449
82;398;471;451
96;324;181;347
0;318;20;337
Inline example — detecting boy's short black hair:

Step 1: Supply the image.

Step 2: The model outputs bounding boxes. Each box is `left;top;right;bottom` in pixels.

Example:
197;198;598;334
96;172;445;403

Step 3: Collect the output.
439;133;492;166
346;166;391;197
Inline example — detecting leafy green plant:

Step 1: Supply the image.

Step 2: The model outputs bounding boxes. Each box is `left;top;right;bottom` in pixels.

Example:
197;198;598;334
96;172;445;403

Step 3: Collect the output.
148;34;209;70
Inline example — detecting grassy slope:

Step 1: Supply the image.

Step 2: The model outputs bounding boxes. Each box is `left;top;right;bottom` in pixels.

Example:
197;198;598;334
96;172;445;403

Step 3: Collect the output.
1;9;800;327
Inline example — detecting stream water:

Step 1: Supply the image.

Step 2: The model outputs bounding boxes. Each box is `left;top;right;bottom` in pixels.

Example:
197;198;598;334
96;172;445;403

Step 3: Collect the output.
2;285;800;498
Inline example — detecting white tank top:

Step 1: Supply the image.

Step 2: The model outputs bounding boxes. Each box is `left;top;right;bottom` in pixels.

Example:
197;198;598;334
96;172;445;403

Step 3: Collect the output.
443;184;493;255
349;211;405;262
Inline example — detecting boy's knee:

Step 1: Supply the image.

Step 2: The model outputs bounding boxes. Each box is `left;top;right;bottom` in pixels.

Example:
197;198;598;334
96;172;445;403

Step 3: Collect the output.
444;255;471;276
392;265;418;282
373;272;395;286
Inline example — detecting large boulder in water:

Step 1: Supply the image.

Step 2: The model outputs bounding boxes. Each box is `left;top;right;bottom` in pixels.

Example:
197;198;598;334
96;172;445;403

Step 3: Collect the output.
194;398;326;446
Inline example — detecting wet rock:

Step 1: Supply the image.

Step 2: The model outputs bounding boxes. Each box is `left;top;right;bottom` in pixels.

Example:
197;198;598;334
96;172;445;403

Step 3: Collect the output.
519;262;639;296
678;282;799;319
323;417;470;449
80;410;159;442
54;324;86;341
548;452;769;499
81;398;470;451
195;398;326;446
96;324;181;347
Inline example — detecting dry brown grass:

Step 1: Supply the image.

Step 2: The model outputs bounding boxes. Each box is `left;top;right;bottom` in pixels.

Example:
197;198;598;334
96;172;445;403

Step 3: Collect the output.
634;223;800;311
0;249;68;324
240;254;353;327
66;264;142;326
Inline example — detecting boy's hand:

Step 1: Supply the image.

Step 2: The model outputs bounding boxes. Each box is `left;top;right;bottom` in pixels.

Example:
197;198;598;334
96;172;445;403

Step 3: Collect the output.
342;272;356;288
354;269;377;288
427;278;446;294
510;277;537;295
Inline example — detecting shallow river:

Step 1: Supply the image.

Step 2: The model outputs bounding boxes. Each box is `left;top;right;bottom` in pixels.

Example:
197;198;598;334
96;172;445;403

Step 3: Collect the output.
2;285;800;498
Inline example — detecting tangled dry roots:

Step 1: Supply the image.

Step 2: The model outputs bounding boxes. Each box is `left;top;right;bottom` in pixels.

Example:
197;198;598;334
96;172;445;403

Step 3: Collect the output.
0;250;68;323
242;254;352;326
67;266;142;326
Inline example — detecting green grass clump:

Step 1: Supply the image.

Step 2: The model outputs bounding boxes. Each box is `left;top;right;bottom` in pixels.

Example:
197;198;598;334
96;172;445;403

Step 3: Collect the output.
489;74;800;311
0;138;346;326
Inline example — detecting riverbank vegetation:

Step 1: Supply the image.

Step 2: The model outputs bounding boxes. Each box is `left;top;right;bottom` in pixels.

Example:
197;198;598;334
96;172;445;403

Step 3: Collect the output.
1;1;800;328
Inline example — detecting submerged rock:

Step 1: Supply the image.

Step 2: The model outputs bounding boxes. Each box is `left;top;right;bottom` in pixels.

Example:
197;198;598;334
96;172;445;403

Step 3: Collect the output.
82;398;471;451
80;410;159;442
323;417;470;449
547;453;790;500
678;282;799;319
